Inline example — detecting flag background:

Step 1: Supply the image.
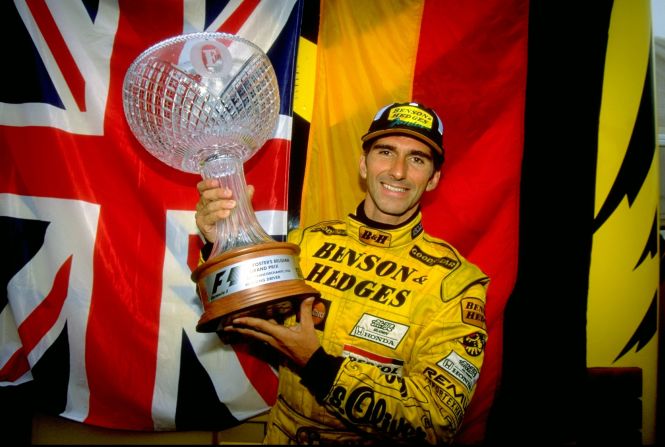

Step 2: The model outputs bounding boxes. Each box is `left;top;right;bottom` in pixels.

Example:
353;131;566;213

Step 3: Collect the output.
298;0;528;443
1;0;302;433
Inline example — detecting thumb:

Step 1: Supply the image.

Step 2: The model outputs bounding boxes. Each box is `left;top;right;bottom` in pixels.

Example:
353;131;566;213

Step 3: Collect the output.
298;296;316;329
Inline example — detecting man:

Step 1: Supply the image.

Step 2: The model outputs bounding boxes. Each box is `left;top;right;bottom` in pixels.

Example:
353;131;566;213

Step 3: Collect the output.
195;102;489;444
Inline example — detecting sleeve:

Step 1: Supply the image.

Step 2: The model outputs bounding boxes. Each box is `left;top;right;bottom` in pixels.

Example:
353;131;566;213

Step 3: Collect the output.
199;241;213;264
303;273;489;445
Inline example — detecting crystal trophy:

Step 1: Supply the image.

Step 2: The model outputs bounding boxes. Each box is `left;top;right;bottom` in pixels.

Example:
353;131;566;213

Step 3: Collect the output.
122;32;319;332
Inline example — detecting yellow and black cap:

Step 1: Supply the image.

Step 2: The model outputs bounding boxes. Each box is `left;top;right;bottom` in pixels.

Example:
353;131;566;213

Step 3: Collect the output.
361;102;444;164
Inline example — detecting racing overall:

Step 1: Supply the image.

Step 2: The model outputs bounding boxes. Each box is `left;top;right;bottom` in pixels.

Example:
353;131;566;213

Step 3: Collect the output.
264;203;489;445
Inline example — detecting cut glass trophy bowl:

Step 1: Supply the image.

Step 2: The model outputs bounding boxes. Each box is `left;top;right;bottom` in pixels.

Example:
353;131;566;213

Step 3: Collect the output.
122;32;319;333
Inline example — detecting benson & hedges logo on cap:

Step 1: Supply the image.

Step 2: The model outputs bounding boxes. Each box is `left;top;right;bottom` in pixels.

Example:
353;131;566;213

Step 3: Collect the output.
387;104;435;130
361;101;444;159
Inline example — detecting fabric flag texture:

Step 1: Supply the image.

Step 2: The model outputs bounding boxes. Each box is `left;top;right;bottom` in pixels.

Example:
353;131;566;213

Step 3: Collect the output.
0;0;302;431
299;0;528;443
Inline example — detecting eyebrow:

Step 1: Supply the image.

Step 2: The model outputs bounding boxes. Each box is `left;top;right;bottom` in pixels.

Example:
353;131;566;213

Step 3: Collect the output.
372;143;433;161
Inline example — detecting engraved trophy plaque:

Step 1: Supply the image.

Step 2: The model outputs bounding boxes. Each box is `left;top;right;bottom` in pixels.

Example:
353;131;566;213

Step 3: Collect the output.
122;32;319;332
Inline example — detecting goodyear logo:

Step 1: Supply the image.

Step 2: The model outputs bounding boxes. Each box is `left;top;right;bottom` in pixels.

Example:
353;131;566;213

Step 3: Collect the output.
409;245;458;269
359;226;391;247
388;105;433;130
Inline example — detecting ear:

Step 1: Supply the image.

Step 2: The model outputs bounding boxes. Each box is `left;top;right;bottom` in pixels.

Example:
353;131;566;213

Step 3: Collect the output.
426;169;441;191
359;153;367;179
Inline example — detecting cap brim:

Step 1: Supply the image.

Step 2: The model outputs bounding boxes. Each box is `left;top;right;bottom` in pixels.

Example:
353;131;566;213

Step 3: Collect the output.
361;129;443;156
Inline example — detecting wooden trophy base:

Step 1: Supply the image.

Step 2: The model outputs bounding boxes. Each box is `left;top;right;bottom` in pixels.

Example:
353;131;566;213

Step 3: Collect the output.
191;241;320;333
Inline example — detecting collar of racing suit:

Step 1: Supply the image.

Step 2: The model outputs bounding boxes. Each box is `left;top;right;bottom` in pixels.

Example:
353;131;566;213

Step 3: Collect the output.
348;200;425;248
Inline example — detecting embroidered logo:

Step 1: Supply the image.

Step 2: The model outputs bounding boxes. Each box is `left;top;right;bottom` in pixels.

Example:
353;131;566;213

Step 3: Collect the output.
359;226;391;247
437;351;480;391
461;297;486;329
342;345;404;376
350;314;408;348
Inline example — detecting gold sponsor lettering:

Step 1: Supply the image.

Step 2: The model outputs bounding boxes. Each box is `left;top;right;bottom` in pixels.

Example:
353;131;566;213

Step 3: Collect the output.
388;105;434;129
461;297;486;329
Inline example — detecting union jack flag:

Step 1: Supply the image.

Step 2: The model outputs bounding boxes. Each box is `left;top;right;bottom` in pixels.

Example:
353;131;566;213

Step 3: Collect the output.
0;0;302;431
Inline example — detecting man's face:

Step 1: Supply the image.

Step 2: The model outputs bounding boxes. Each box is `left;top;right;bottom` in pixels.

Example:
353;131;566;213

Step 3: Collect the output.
359;135;441;225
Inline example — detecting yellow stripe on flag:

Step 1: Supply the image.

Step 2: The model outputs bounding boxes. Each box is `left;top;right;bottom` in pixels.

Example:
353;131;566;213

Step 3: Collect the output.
588;0;659;443
294;36;317;123
300;0;425;227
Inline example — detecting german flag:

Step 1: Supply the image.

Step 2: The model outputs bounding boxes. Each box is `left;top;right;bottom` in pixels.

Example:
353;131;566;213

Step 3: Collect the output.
292;0;659;444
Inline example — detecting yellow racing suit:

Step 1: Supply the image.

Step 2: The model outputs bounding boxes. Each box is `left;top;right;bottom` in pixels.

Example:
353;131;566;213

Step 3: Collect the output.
263;203;489;445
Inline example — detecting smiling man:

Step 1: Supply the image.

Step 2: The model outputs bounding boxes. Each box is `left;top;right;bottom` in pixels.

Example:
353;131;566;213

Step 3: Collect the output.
195;102;490;445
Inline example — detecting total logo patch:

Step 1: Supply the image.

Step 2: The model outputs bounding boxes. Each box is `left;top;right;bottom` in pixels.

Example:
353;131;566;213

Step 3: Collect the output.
350;314;408;348
437;351;480;391
342;345;404;376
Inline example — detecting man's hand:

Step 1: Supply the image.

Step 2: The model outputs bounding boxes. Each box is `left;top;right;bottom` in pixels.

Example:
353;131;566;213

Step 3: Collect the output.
195;178;254;243
223;297;321;368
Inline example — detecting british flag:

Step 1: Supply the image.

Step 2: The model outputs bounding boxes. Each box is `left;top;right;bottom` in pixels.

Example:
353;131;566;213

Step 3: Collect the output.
0;0;302;431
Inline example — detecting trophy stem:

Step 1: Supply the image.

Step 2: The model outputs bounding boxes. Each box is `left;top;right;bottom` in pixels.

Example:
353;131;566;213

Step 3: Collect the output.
200;155;272;259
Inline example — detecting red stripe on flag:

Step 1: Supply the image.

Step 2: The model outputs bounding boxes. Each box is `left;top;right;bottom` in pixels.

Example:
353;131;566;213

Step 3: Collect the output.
0;349;31;382
232;342;278;405
17;256;72;353
26;0;87;112
216;0;260;34
81;3;187;429
245;138;290;211
413;0;528;443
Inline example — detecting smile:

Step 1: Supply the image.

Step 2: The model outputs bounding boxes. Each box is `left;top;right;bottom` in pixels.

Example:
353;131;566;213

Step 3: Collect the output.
382;183;408;193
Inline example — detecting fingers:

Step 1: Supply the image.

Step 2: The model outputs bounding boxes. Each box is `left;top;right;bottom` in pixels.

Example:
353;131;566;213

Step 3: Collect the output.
226;324;275;346
298;297;316;330
226;316;279;337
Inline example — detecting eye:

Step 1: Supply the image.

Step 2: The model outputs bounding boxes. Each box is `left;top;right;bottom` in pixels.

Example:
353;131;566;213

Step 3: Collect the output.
410;155;426;165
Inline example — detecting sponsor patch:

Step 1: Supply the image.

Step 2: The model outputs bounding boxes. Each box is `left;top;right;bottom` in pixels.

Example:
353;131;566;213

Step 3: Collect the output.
296;297;331;331
411;221;423;239
409;245;458;269
311;225;347;236
350;314;408;348
437;351;480;391
461;332;486;357
358;226;392;247
342;345;404;376
461;297;486;329
388;105;434;129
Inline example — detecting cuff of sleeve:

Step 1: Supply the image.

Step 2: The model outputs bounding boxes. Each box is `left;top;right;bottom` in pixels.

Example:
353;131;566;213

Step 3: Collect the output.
300;347;344;402
201;241;214;262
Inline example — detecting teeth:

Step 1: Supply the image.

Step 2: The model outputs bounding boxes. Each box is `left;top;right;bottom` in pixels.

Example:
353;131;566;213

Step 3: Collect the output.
384;184;407;192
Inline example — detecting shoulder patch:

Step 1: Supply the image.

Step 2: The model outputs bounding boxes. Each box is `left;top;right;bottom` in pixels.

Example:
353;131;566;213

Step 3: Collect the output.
461;297;486;329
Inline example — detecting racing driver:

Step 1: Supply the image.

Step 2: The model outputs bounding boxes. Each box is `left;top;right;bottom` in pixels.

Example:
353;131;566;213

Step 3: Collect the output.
194;102;490;444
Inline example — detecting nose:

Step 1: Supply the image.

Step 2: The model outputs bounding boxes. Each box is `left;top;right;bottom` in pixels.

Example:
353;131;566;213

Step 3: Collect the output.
388;156;407;180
